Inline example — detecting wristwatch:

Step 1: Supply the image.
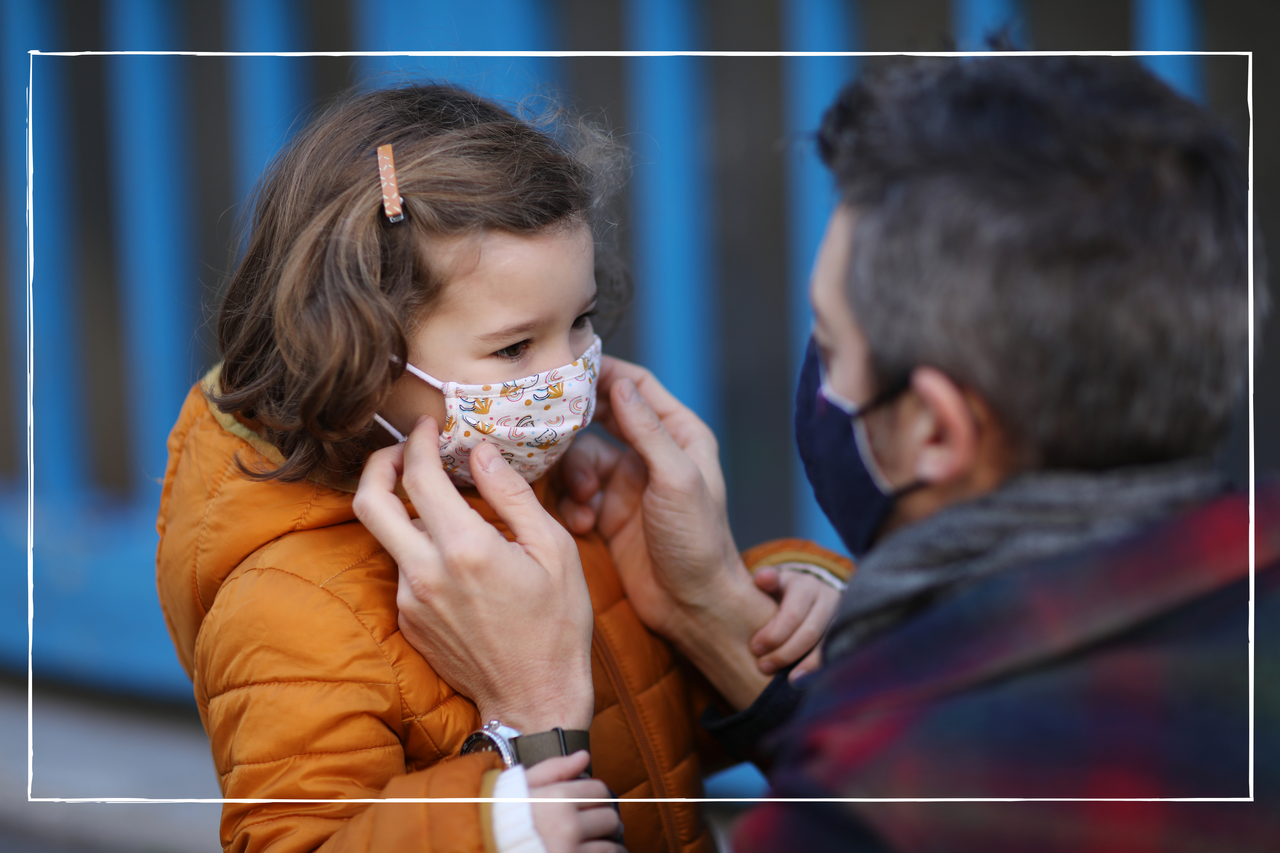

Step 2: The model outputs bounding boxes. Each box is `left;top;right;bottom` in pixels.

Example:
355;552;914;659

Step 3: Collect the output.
461;720;591;771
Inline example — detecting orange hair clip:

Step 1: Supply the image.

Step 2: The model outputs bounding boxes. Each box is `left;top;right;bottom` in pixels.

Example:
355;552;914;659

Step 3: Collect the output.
376;143;405;223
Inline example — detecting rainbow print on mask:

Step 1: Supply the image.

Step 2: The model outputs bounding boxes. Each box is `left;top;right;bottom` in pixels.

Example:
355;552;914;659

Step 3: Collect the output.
375;336;602;487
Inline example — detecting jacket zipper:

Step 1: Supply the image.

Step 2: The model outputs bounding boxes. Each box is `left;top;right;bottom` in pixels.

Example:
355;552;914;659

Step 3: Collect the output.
593;625;684;853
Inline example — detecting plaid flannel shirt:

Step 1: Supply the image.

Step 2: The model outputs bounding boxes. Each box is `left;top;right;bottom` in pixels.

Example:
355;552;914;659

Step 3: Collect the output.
734;480;1280;853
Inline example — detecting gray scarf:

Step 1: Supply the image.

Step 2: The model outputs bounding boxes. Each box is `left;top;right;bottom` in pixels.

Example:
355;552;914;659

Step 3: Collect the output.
825;459;1225;660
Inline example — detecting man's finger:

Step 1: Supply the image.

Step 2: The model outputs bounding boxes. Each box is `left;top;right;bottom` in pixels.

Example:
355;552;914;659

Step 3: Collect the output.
596;356;688;425
468;443;572;560
397;417;484;544
607;378;705;498
596;356;720;469
354;442;435;563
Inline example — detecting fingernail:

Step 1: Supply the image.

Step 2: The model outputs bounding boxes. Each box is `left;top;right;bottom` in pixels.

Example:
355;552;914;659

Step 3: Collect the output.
759;660;775;674
569;467;590;490
618;378;637;403
475;443;497;473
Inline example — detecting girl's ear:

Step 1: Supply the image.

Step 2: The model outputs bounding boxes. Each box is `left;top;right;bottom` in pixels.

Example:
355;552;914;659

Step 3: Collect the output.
906;366;981;487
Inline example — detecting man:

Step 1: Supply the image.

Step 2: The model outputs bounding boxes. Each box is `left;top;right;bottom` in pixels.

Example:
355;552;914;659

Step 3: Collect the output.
356;56;1278;851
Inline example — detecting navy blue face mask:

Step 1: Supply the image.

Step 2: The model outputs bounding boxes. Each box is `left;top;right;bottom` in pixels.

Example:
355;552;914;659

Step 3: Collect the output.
794;337;913;559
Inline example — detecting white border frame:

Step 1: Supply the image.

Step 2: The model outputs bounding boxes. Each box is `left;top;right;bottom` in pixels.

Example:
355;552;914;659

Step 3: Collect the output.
23;49;1255;806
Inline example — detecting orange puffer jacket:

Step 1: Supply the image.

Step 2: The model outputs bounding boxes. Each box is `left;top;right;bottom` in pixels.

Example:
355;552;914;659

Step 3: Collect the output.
157;374;853;853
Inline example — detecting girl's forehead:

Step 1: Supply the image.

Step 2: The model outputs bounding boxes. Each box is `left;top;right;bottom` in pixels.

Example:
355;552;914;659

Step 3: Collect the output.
423;225;596;324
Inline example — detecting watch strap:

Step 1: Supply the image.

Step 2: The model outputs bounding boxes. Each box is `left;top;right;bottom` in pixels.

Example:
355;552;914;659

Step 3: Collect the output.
512;728;591;770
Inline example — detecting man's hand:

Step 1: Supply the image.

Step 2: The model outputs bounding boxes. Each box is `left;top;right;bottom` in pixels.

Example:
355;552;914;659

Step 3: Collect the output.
559;357;779;710
354;417;594;732
527;752;624;853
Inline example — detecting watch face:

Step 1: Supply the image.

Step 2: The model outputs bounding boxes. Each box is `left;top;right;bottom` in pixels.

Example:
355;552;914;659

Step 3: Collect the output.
462;729;516;768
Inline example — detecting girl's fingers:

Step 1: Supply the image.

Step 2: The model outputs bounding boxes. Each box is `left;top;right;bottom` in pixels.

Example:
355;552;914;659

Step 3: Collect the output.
790;645;824;682
750;586;814;659
525;751;592;787
575;803;624;842
536;778;613;801
594;450;647;541
753;566;782;596
578;843;625;853
558;495;600;535
758;602;831;675
560;433;621;503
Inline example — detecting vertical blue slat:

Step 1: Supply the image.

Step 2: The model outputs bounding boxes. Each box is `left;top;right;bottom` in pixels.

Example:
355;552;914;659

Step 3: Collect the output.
783;1;856;552
351;0;556;108
1133;0;1203;102
1;2;39;487
29;48;89;500
623;0;720;432
104;0;196;494
226;0;308;208
952;0;1021;50
453;1;554;106
352;0;459;87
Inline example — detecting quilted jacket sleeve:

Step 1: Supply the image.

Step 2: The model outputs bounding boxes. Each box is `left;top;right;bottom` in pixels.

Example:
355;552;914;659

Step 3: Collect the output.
741;538;854;584
193;560;502;853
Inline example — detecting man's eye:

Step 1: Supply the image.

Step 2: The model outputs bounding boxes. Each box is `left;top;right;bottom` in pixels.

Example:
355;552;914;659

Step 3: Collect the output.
495;341;529;360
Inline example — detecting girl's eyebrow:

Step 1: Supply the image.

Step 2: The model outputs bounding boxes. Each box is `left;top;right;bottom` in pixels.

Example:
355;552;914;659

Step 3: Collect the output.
477;320;540;345
476;289;600;345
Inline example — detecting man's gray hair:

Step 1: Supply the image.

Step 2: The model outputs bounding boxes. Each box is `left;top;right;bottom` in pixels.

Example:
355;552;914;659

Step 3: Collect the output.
819;57;1266;469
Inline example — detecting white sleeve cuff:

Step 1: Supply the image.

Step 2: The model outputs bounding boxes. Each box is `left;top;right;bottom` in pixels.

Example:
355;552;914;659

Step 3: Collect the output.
491;765;549;853
776;560;848;591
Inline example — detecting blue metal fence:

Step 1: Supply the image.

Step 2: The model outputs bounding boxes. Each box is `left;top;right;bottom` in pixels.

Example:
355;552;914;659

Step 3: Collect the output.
3;0;1209;792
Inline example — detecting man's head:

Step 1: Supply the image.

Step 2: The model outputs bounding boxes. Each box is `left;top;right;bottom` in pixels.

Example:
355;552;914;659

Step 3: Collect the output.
817;56;1259;467
809;56;1262;534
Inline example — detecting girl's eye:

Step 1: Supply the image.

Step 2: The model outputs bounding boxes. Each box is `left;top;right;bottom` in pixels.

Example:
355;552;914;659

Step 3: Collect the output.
573;309;597;330
494;340;529;361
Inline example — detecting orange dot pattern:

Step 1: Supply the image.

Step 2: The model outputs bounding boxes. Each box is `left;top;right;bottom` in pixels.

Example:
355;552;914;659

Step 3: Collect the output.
376;144;404;222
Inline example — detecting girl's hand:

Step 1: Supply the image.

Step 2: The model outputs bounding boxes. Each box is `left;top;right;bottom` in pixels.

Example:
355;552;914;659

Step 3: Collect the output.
749;568;841;681
527;752;624;853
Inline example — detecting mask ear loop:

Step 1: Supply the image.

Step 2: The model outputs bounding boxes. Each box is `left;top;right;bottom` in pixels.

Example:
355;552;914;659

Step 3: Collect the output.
371;359;449;443
372;414;407;443
840;372;916;496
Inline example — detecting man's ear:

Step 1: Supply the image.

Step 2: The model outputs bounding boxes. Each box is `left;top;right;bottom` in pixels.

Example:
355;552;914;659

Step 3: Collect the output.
907;366;980;486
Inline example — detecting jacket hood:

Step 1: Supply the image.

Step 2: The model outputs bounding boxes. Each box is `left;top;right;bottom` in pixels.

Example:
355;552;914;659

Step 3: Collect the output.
156;369;367;678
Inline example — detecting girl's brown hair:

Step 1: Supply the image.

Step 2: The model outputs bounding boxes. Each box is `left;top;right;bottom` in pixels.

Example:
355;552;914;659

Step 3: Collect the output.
211;84;628;483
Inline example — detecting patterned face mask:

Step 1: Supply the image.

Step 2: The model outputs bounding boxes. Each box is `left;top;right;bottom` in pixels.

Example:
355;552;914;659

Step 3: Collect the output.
375;336;602;487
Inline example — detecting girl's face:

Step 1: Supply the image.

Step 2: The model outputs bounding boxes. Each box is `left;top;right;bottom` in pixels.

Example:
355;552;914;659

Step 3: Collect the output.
378;223;598;441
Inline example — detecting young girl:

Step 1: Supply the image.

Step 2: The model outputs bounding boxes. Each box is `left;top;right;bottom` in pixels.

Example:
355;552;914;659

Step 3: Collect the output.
155;84;849;853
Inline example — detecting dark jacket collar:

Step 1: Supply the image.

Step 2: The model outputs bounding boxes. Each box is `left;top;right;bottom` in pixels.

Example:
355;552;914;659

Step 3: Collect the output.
802;479;1280;723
